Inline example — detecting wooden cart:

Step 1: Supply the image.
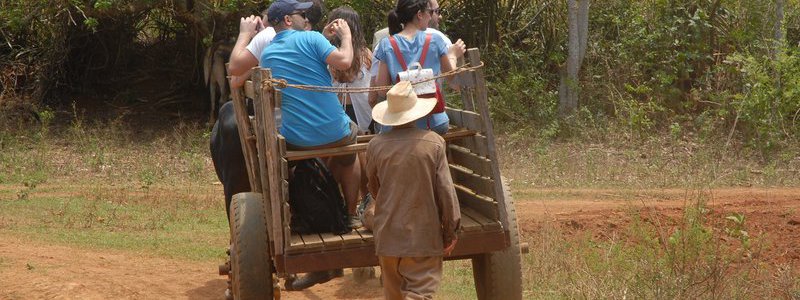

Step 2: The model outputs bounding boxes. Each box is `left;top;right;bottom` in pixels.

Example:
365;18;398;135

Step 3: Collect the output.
222;48;523;300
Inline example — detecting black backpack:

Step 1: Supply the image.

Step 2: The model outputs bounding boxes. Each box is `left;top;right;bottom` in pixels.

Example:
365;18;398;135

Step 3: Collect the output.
288;158;351;235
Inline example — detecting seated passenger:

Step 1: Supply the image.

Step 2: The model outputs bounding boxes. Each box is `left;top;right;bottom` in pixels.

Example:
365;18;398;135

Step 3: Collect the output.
328;6;373;134
211;0;326;219
260;0;362;228
372;0;466;135
326;6;373;217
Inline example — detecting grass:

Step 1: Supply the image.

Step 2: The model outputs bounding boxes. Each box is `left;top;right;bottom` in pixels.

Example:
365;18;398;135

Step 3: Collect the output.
0;184;228;261
0;115;226;261
498;121;800;190
439;260;478;299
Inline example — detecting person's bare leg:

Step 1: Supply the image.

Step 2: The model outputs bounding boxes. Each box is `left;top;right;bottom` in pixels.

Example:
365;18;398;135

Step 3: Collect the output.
329;155;361;217
358;152;368;199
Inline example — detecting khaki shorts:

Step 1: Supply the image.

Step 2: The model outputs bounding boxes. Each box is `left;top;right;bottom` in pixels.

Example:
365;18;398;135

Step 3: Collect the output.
287;121;358;166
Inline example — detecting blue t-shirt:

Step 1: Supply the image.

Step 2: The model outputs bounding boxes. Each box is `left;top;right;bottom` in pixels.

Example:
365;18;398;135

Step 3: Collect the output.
261;30;351;147
374;31;449;130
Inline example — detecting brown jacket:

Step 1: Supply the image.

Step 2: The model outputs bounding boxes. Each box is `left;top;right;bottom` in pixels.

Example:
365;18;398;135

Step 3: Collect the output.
366;127;460;257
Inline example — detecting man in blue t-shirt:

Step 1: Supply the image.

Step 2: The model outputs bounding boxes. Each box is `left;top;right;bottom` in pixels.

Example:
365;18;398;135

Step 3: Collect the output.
260;0;361;291
261;0;362;226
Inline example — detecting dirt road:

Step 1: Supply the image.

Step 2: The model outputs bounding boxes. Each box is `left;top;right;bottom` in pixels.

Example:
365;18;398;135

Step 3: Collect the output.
2;187;798;299
0;232;383;300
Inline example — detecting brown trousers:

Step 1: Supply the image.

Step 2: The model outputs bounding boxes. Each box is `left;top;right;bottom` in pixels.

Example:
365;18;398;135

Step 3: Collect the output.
379;256;443;300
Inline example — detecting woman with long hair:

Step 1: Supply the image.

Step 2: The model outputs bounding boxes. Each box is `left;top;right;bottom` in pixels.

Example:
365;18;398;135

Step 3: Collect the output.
325;6;373;231
373;0;466;135
327;6;374;134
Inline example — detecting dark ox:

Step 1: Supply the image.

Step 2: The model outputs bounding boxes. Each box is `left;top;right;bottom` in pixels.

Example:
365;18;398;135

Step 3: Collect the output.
204;42;233;125
209;100;252;217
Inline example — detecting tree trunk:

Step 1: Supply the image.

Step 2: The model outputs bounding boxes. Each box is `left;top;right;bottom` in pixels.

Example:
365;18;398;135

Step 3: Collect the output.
772;0;785;124
559;0;589;116
485;0;498;49
774;0;785;47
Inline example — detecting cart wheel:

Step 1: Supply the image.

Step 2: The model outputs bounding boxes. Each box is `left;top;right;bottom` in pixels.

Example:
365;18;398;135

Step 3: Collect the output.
472;180;523;300
229;192;274;300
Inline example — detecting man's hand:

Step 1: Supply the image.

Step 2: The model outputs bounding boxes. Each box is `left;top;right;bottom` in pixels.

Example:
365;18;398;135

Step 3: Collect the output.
449;39;466;58
239;15;264;37
443;238;458;256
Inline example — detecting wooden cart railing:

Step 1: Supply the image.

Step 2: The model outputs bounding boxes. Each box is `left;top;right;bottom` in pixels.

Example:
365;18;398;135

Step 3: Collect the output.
230;48;512;275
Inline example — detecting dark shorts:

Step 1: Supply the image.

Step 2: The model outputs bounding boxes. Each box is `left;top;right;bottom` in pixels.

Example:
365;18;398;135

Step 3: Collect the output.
286;121;358;166
345;104;357;124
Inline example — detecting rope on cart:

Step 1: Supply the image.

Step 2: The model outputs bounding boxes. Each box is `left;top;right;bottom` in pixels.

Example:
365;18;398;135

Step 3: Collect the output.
260;62;484;94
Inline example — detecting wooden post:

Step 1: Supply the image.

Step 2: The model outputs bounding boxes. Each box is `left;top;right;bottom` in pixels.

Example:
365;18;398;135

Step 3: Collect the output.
466;48;511;231
228;68;261;193
263;69;285;256
252;68;284;256
456;56;475;111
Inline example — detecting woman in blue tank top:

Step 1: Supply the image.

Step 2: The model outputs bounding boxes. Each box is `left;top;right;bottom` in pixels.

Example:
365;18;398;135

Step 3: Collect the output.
373;0;466;135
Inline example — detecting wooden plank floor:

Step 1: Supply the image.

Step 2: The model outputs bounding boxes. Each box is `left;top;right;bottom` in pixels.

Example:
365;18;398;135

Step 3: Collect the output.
286;207;502;254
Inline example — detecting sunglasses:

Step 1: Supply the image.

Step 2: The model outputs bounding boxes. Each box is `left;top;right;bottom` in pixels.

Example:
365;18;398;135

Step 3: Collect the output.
290;11;307;19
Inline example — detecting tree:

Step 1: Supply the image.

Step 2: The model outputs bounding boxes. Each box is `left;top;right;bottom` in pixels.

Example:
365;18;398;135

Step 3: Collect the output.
774;0;785;48
558;0;589;116
771;0;785;124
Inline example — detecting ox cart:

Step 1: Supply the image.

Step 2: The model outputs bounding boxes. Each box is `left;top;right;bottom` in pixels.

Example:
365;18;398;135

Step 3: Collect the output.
220;48;523;300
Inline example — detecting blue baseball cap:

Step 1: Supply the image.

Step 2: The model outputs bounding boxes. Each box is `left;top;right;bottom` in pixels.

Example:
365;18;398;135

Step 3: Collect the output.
267;0;313;23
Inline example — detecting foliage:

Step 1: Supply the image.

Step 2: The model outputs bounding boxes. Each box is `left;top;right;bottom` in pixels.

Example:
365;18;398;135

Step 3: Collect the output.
2;0;799;153
469;0;800;153
725;46;800;151
0;0;264;112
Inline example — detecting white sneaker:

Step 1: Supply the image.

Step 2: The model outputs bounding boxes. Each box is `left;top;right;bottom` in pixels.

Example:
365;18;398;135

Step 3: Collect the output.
348;215;362;229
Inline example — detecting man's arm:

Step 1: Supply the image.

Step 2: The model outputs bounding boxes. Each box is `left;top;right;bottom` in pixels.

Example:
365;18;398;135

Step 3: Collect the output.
368;76;380;108
364;144;380;231
369;43;385;107
228;15;263;77
366;144;380;199
324;19;354;71
373;61;392;101
439;38;466;85
428;29;458;76
433;141;460;253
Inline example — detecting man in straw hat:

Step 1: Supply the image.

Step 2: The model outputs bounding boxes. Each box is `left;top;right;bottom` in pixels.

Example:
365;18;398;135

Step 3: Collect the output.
366;81;461;299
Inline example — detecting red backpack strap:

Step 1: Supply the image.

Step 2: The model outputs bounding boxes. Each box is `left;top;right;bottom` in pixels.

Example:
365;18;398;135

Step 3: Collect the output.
388;35;407;70
418;33;432;68
389;33;433;69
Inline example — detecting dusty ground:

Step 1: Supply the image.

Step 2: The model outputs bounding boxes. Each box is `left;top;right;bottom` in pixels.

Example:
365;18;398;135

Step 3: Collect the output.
1;187;799;299
516;188;800;266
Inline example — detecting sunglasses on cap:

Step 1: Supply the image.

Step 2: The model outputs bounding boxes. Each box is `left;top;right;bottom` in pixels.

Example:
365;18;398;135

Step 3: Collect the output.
290;11;307;19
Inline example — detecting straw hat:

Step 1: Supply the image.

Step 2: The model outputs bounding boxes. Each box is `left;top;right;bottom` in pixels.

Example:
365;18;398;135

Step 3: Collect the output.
372;81;436;126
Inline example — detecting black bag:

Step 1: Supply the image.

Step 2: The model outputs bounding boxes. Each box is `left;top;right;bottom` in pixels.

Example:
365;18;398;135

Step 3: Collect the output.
288;158;351;235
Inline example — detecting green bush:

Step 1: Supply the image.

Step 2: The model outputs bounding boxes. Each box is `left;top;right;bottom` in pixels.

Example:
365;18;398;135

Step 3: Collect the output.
725;46;800;151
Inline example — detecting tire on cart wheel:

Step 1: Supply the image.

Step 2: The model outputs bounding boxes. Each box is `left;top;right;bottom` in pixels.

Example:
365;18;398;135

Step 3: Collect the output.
471;179;523;300
229;192;274;300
